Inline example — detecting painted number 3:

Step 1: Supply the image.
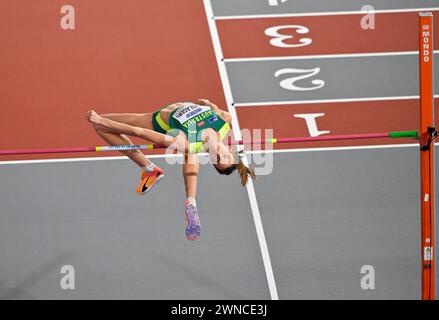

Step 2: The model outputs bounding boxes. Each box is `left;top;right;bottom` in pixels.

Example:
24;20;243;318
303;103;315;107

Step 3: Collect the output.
264;25;312;48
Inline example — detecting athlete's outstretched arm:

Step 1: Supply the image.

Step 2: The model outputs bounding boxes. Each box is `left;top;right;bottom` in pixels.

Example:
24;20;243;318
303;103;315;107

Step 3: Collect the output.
183;153;199;200
87;110;188;152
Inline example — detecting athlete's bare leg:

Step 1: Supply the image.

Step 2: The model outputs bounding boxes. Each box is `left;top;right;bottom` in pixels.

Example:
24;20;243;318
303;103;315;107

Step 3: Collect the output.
100;113;153;129
93;113;153;168
183;152;201;240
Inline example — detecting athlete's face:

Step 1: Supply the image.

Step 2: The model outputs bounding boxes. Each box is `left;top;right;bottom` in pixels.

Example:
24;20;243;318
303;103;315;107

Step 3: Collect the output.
213;144;235;170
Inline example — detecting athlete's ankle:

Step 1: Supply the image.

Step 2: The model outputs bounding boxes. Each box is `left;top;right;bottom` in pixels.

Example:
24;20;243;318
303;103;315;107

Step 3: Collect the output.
142;161;160;172
185;196;197;207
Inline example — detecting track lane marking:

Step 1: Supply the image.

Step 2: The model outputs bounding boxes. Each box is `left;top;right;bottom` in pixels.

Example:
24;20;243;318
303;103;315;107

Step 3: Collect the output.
0;143;425;166
215;8;439;20
204;0;279;300
234;95;439;107
224;50;439;63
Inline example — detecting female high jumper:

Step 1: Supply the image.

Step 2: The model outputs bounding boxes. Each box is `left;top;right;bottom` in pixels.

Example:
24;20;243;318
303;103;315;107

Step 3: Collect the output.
86;99;256;241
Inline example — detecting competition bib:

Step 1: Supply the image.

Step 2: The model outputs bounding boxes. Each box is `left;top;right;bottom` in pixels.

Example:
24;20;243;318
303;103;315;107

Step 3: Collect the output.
172;103;211;125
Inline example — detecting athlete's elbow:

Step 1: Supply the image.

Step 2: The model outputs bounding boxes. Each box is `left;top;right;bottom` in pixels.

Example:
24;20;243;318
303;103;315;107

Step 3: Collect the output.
176;141;189;153
170;138;189;153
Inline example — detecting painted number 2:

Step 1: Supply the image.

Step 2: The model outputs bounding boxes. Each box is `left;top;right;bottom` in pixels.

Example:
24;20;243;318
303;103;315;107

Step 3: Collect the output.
274;68;325;91
264;25;312;48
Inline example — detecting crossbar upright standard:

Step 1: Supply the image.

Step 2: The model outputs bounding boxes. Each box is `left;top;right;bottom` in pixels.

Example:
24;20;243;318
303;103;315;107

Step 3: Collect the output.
419;12;436;300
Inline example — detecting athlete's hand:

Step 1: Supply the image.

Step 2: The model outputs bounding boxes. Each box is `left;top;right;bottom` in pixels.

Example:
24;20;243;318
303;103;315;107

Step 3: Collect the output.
86;110;104;125
197;98;211;105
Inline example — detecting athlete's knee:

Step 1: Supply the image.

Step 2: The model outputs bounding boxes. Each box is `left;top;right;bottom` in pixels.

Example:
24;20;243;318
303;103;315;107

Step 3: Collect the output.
183;163;199;175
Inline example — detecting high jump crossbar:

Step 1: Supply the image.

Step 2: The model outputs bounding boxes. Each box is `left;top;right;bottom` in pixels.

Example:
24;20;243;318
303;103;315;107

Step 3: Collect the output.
0;131;419;156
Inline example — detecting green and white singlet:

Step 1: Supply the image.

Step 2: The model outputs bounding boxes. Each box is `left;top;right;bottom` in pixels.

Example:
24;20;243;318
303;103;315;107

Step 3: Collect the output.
152;102;230;153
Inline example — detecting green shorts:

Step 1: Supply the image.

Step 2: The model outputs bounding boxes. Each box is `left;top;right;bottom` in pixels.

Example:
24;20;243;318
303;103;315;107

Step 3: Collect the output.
152;109;181;138
152;110;168;135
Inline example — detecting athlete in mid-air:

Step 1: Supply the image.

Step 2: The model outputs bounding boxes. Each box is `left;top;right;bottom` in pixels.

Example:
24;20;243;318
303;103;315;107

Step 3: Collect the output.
86;99;256;241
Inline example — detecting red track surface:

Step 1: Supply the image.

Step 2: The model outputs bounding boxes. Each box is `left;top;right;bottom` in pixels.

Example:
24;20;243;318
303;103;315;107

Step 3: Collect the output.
0;3;436;161
0;0;225;160
217;11;439;58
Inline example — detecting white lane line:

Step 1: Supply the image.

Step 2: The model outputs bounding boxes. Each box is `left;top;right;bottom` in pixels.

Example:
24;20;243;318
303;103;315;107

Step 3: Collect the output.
234;95;439;107
215;7;439;20
0;153;184;165
246;143;420;155
0;142;427;166
224;51;439;63
204;0;279;300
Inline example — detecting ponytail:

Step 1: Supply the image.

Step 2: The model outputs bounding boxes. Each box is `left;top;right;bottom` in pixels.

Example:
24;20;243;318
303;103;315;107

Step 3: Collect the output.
213;149;256;186
236;157;256;186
